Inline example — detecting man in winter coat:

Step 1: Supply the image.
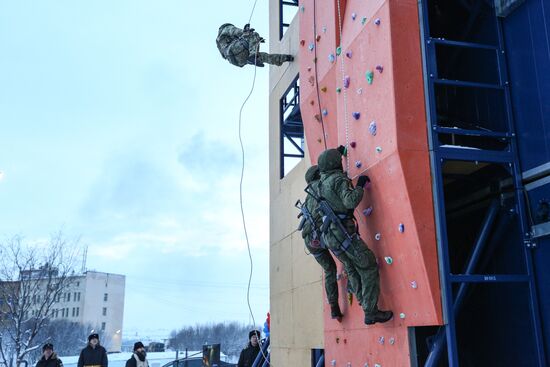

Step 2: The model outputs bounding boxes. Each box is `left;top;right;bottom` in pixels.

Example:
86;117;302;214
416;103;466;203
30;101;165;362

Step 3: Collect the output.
77;333;108;367
216;23;293;67
125;342;148;367
36;343;63;367
317;148;393;325
237;330;263;367
301;165;344;321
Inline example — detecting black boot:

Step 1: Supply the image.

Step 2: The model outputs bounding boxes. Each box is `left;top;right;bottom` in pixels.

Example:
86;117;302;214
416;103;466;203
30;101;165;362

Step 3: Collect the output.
284;55;294;62
364;310;393;325
330;304;343;321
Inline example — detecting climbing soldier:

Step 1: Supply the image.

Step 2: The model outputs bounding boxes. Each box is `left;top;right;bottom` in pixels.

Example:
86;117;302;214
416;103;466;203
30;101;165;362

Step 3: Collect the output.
317;147;393;325
216;23;294;67
298;165;344;321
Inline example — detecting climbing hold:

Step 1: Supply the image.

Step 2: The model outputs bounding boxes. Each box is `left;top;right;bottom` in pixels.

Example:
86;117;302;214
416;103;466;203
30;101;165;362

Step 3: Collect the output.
352;112;361;120
314;114;321;122
361;16;367;25
331;360;336;367
336;87;341;93
375;364;381;367
350;141;356;148
399;223;405;233
351;12;357;20
378;336;384;345
343;75;350;88
342;147;348;157
375;233;381;241
376;65;384;73
347;363;351;367
389;338;395;345
328;54;335;63
308;76;315;86
369;121;377;136
363;206;373;216
364;364;369;367
346;51;352;58
308;43;315;51
355;160;362;168
411;281;418;289
316;35;321;42
376;146;382;153
300;40;305;46
317;138;322;143
322;109;328;116
366;70;374;84
300;5;305;12
374;18;381;25
356;88;363;95
310;100;315;106
336;46;342;56
399;313;406;319
384;256;393;265
307;66;312;72
322;26;327;33
321;86;327;92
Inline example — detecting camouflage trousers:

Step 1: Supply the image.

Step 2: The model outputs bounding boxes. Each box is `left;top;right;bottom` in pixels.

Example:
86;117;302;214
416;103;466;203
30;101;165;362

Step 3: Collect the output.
323;232;380;313
225;32;290;67
305;239;339;306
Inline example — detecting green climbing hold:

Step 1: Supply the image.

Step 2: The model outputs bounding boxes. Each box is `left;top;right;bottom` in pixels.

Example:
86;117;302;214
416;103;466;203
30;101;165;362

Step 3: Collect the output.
336;46;342;56
366;70;374;84
343;147;348;157
336;87;341;93
361;17;367;25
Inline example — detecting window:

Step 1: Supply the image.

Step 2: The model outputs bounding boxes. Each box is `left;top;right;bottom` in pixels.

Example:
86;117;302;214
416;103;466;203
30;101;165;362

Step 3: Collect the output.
102;307;107;316
76;307;79;317
74;292;77;301
78;292;81;301
67;293;71;302
72;308;75;317
76;281;80;287
279;75;304;178
101;322;106;331
103;293;108;302
279;0;299;40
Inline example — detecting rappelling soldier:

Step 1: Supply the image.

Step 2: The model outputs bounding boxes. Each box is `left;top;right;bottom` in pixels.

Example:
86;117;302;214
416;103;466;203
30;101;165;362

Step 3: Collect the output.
317;147;393;325
216;23;294;67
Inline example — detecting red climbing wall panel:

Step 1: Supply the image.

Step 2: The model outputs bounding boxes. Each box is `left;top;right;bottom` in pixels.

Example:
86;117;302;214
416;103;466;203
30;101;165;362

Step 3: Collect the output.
298;0;443;366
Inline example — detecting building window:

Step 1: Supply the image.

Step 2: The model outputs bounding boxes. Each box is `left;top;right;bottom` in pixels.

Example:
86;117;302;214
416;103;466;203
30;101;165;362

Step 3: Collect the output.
78;292;81;301
103;293;108;302
76;281;80;287
76;307;79;317
279;0;299;40
101;322;106;331
67;293;71;302
279;75;304;178
102;307;107;316
72;308;75;317
74;292;77;301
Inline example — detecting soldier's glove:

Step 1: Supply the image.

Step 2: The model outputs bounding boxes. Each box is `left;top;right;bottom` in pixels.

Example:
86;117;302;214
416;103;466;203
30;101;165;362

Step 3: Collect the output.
356;175;370;188
337;145;347;156
243;24;255;33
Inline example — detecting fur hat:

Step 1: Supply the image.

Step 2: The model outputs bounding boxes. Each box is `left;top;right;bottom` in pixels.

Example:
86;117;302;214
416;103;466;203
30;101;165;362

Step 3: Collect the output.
248;330;260;340
88;333;99;342
42;343;54;351
133;342;145;351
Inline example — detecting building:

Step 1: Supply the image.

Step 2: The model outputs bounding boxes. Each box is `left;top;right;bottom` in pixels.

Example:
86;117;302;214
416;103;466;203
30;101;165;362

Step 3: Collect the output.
24;270;126;352
268;0;550;366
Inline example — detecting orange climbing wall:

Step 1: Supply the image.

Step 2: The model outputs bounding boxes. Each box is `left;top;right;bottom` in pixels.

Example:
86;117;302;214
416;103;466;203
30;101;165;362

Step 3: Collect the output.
298;0;443;366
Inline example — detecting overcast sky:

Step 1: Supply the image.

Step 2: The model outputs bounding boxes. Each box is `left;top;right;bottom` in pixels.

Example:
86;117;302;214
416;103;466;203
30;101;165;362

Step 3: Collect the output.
0;0;273;340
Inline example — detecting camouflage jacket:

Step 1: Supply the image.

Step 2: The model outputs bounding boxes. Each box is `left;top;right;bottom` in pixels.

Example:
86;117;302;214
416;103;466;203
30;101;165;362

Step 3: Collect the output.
302;180;324;241
216;24;244;58
319;169;364;215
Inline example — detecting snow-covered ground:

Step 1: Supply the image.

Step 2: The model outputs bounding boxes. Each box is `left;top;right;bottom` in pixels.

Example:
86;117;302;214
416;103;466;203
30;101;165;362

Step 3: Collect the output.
60;351;198;367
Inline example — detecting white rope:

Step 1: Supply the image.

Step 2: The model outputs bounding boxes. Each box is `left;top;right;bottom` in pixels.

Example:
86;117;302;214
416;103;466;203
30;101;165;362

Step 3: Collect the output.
336;0;351;175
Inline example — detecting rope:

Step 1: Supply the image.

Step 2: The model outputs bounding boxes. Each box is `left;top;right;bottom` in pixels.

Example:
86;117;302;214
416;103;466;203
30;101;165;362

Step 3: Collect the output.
247;0;260;25
336;0;351;174
313;0;328;150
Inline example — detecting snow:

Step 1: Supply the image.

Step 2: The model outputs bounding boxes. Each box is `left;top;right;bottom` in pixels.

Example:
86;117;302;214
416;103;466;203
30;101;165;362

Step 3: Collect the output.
60;351;223;367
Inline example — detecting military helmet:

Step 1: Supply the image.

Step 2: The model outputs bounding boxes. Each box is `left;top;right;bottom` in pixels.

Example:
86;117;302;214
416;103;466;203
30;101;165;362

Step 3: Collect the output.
318;149;343;173
305;165;320;183
218;23;234;33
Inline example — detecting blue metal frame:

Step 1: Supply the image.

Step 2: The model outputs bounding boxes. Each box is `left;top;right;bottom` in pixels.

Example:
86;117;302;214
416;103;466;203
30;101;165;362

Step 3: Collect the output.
279;0;299;40
418;0;547;365
279;75;304;178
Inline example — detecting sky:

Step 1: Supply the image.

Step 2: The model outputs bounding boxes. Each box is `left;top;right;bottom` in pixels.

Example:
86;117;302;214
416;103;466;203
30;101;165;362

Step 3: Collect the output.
0;0;275;340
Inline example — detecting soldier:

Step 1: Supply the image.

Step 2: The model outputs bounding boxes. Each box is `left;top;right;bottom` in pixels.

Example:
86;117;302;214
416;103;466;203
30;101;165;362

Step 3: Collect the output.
216;23;294;67
300;165;343;321
317;148;393;325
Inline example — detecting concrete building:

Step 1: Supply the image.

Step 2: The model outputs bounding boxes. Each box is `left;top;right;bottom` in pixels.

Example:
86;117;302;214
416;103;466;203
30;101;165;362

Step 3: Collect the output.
268;1;324;366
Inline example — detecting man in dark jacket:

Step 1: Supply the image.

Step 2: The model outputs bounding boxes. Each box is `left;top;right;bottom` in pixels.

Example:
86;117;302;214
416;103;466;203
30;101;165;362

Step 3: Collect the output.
125;342;148;367
77;333;108;367
237;330;263;367
36;343;63;367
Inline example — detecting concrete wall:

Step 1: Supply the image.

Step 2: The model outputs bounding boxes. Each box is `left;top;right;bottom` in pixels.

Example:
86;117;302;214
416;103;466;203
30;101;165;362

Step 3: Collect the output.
268;2;326;365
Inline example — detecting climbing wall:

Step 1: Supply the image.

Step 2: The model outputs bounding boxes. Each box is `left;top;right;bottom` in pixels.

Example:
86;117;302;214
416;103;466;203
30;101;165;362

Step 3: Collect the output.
298;0;443;366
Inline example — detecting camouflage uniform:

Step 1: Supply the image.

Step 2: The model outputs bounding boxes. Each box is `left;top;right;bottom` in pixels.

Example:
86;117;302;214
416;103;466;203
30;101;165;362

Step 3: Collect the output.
216;24;293;67
318;149;392;324
301;166;339;308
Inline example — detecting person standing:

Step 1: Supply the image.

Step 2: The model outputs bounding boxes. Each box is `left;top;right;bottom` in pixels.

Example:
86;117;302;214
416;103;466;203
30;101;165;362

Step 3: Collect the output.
237;330;263;367
77;333;108;367
36;343;63;367
125;342;148;367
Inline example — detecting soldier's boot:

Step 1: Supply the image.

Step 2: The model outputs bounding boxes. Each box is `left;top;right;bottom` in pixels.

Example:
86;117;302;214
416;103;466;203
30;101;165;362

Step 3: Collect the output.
364;309;393;325
330;303;343;322
259;53;294;66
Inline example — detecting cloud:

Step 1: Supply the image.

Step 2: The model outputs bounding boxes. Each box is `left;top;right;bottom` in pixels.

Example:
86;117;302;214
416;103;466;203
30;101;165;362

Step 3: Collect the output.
177;132;240;175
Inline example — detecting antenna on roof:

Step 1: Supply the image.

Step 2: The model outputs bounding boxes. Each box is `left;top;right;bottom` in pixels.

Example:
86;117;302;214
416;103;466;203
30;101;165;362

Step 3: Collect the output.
81;244;88;273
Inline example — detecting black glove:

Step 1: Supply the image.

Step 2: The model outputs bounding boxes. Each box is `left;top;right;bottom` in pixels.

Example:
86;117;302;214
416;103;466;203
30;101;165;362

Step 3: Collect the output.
337;145;346;156
243;24;255;33
356;175;370;188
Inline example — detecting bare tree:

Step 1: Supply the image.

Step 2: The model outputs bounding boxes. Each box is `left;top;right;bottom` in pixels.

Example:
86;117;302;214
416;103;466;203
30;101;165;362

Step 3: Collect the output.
0;233;81;367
